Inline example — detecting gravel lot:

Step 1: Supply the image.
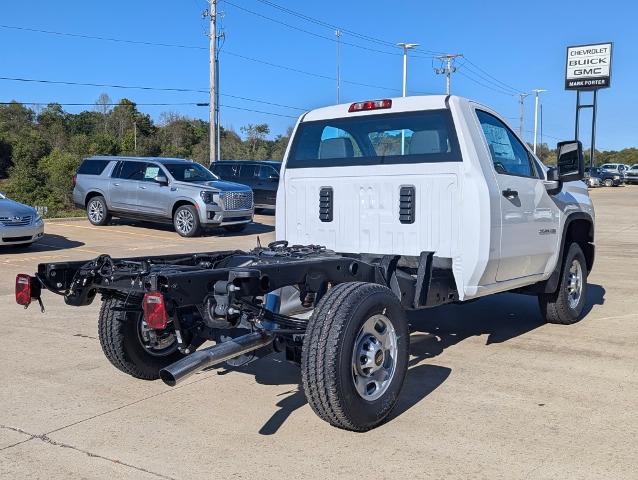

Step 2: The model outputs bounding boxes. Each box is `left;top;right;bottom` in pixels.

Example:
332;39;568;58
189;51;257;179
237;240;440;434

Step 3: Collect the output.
1;189;636;480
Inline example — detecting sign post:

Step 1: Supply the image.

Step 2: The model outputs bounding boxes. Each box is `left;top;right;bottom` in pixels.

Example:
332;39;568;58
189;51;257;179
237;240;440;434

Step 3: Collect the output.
565;42;612;168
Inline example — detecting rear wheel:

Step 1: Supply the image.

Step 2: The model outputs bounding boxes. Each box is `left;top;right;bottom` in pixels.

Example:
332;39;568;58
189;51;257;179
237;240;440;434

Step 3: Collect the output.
173;205;201;237
538;243;588;325
98;298;183;379
86;196;111;226
301;282;409;431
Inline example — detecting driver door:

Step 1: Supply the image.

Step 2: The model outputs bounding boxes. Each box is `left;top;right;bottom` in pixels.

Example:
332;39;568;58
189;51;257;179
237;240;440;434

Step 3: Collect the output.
476;110;560;281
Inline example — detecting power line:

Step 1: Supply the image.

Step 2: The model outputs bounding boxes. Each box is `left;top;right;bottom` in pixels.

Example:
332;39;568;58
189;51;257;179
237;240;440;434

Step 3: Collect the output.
462;57;523;94
0;75;306;110
1;23;414;95
220;104;298;118
222;0;415;57
0;24;207;50
0;101;205;106
252;0;445;55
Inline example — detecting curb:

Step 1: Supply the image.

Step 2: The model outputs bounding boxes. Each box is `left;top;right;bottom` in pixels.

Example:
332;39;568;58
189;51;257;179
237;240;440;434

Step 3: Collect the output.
45;216;87;223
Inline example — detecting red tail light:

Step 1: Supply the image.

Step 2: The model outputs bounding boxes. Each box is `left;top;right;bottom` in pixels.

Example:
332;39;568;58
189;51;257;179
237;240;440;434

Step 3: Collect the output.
143;292;169;330
72;174;77;187
348;99;392;112
16;274;33;306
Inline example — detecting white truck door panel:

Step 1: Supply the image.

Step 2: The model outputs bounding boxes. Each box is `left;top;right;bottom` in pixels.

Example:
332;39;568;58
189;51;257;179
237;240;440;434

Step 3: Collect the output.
494;174;558;280
475;109;559;281
284;168;459;258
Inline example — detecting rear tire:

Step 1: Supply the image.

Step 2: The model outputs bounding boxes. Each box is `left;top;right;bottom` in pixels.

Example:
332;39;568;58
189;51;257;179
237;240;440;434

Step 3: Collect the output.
86;196;111;226
173;205;201;237
538;243;588;325
98;298;184;380
301;282;409;431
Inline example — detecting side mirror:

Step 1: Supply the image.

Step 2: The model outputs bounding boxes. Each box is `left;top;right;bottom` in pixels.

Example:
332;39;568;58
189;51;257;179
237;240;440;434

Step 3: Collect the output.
154;175;169;186
544;167;560;193
556;140;584;182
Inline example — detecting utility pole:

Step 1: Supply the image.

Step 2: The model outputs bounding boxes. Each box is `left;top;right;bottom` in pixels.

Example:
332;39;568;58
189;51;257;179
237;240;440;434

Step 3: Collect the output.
532;88;547;154
133;122;137;154
205;0;217;163
434;54;463;95
336;30;341;103
516;92;529;139
397;42;418;155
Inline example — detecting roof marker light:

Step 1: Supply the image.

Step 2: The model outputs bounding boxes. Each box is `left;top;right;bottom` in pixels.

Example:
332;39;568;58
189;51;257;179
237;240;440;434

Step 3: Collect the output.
348;99;392;113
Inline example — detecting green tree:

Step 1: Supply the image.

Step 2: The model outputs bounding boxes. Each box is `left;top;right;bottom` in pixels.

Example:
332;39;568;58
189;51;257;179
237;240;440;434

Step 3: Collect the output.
40;150;81;211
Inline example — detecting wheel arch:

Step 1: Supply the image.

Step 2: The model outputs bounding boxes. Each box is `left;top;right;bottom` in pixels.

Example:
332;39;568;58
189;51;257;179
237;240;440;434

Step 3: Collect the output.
544;212;594;293
84;190;106;207
171;200;197;218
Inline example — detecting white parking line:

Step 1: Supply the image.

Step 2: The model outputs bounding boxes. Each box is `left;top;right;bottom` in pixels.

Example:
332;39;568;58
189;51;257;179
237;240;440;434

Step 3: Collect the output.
50;222;178;240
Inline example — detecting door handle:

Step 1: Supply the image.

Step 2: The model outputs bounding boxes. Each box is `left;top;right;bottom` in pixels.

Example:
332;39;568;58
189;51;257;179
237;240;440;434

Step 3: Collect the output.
502;188;519;199
113;183;120;187
139;186;147;190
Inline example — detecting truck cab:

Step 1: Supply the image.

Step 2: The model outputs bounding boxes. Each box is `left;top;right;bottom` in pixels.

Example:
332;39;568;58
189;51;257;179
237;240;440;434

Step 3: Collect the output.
276;95;594;301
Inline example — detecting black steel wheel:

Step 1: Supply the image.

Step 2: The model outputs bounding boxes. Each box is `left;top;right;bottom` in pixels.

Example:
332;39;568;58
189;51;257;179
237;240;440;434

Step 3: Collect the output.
98;297;184;380
301;282;409;431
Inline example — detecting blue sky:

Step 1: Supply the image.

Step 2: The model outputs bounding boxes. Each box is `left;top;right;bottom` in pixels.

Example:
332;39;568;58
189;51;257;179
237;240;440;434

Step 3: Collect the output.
0;0;634;150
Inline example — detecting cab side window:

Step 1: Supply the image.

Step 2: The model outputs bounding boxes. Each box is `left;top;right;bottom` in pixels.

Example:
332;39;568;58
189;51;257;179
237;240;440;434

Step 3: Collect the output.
239;164;258;179
258;165;279;180
476;110;537;178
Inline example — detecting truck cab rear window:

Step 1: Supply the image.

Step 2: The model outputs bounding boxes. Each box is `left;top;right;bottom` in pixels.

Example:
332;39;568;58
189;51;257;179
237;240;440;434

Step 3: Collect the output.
77;159;110;176
287;110;461;168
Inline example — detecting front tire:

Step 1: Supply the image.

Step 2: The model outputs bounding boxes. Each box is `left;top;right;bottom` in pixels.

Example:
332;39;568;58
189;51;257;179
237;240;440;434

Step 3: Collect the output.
301;282;409;431
98;298;184;379
538;243;588;325
603;178;613;187
173;205;201;237
86;196;111;226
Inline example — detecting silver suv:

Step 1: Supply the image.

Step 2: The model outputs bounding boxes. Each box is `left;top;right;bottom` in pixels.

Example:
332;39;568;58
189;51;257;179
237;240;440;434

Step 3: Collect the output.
73;156;254;237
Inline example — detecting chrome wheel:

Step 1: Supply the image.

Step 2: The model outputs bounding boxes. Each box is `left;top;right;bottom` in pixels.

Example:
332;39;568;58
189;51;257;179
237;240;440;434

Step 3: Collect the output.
566;259;583;310
175;209;195;235
351;314;398;401
88;200;104;224
137;317;178;357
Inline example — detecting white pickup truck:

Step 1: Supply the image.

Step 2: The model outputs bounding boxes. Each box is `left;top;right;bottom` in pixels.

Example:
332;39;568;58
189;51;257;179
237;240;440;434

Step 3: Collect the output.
18;95;594;432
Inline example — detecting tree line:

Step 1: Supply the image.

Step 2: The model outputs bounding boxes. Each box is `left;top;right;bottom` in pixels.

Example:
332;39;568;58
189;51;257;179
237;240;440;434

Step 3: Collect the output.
0;96;636;216
0;96;290;216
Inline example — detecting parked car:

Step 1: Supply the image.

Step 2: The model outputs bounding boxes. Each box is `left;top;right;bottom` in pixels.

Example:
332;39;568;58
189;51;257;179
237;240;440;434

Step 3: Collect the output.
73;156;254;237
586;167;621;187
0;192;44;247
209;160;281;210
584;169;601;188
600;163;628;183
625;164;638;184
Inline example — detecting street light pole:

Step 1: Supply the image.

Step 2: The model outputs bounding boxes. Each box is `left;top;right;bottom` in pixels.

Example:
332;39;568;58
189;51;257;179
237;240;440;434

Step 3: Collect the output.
336;29;342;103
397;42;418;155
532;88;547;154
517;92;529;139
397;42;419;97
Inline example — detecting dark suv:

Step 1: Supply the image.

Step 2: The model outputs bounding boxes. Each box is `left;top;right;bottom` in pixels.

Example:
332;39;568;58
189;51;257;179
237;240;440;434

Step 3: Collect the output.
585;167;622;187
209;161;280;210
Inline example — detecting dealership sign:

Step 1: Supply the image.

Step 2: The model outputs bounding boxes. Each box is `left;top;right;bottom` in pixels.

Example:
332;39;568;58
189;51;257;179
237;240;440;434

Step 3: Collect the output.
565;42;612;90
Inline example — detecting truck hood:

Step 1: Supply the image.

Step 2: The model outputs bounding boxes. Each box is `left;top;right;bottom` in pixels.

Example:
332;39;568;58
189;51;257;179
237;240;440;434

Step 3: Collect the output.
172;180;251;192
0;197;36;217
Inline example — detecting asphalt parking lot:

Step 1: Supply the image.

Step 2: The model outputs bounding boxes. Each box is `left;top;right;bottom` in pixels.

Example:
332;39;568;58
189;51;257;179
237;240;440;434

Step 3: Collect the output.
1;189;637;479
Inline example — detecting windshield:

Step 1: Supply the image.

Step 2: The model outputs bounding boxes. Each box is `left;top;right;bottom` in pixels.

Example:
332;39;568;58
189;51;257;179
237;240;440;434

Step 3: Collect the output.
164;163;218;182
287;110;461;168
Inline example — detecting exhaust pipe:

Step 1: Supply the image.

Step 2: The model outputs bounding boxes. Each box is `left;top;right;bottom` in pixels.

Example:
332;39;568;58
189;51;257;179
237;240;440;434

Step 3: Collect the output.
159;331;274;387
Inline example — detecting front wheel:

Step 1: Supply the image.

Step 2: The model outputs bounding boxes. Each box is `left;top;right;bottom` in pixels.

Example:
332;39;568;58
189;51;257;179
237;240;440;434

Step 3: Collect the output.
301;282;409;431
603;178;613;187
173;205;201;237
98;298;184;379
538;243;588;325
